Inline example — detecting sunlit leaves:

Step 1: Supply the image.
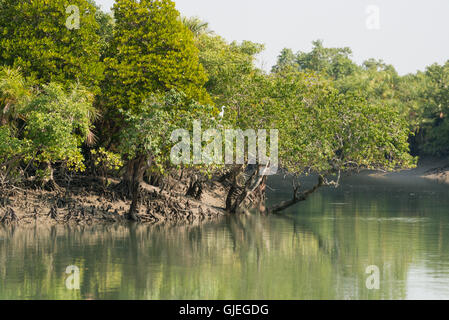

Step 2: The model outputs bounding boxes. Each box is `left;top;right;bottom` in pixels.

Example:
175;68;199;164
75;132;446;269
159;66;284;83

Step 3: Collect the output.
235;70;416;175
119;90;217;174
0;0;103;91
103;0;211;116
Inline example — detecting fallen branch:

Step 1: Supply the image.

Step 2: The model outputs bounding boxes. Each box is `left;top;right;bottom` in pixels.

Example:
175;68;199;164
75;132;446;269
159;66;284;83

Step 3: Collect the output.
268;175;325;214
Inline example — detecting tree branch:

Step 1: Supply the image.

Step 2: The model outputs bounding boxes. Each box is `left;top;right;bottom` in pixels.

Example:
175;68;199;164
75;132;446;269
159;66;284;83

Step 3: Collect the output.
268;175;325;214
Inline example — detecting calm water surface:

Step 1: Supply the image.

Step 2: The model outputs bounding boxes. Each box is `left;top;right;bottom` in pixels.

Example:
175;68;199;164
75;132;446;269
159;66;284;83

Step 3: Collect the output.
1;173;449;300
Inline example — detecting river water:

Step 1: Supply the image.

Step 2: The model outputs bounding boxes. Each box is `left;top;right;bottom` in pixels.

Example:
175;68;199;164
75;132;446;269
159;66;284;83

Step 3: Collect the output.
0;173;448;300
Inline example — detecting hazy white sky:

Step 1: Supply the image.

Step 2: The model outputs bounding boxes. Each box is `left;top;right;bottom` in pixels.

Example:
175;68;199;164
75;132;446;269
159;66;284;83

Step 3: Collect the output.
95;0;449;75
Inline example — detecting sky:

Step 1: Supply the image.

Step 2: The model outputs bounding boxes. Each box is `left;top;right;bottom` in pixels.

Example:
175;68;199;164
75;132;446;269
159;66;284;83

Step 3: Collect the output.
95;0;449;75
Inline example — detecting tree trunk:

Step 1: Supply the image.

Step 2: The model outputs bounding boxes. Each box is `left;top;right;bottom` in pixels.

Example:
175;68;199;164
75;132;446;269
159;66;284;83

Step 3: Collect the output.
39;162;59;191
127;181;141;222
118;155;150;222
117;155;148;198
225;183;238;212
250;176;267;213
225;165;260;214
225;167;241;212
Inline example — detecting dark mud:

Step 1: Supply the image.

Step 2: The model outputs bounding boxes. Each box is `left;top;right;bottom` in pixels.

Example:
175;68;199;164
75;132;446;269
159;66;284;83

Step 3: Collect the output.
0;177;226;226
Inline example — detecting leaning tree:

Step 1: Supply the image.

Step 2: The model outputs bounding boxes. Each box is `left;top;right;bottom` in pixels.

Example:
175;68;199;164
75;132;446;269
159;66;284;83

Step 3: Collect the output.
222;70;416;214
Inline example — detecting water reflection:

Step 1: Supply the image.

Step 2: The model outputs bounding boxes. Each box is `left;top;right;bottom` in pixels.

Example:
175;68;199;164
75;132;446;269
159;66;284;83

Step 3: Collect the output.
1;174;449;300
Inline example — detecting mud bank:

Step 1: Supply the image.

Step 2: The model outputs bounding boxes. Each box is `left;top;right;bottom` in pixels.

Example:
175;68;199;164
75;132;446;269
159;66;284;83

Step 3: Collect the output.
423;166;449;184
363;157;449;184
0;177;227;226
408;157;449;184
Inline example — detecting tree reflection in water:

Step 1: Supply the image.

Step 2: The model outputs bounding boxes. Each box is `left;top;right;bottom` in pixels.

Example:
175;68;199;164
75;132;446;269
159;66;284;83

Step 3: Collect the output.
1;175;449;299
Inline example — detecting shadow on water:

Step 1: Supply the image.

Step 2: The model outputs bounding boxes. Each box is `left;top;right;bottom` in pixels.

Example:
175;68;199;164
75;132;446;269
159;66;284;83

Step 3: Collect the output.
1;173;449;299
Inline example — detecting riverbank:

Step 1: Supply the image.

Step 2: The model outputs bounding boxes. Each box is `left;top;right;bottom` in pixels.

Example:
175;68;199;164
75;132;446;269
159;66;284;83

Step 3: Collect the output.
421;158;449;184
0;177;226;226
365;157;449;184
1;158;448;226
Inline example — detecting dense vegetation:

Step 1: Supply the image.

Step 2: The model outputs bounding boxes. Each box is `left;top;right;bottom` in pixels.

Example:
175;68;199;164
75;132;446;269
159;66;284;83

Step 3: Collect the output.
273;40;449;156
2;0;446;219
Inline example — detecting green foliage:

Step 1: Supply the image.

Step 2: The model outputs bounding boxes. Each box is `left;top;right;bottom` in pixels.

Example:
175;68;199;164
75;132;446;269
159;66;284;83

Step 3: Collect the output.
0;3;430;192
422;119;449;155
119;90;217;173
196;34;264;107
232;70;416;174
91;148;123;171
181;16;212;37
0;67;34;123
0;0;104;90
0;68;32;183
417;61;449;155
0;67;96;184
271;48;298;73
103;0;211;116
90;147;123;182
273;40;359;79
20;83;94;171
336;61;409;121
0;126;31;184
89;0;115;60
336;59;423;122
276;41;449;157
337;59;449;156
198;36;416;175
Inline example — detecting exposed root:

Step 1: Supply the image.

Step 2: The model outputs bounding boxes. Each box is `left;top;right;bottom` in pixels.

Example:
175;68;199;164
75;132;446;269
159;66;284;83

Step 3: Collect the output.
48;205;58;220
0;207;19;225
0;175;226;226
43;179;61;192
137;190;222;224
186;179;203;200
112;180;132;199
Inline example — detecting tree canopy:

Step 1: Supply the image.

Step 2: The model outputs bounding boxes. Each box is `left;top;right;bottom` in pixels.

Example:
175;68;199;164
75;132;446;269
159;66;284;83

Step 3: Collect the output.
102;0;212;116
0;0;104;90
0;2;441;216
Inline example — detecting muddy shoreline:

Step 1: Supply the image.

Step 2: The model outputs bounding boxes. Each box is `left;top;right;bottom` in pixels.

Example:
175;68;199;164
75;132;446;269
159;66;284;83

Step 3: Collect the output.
368;157;449;184
1;158;448;226
422;160;449;184
0;177;227;226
